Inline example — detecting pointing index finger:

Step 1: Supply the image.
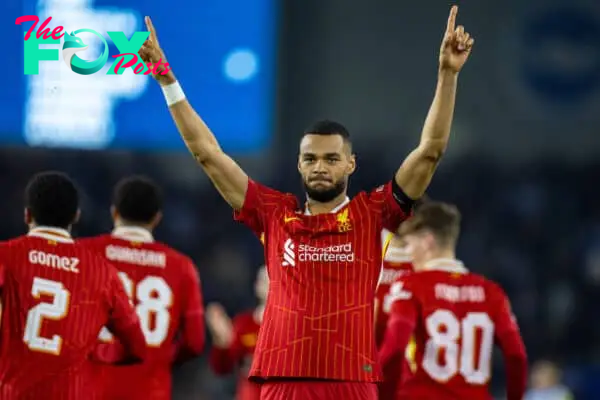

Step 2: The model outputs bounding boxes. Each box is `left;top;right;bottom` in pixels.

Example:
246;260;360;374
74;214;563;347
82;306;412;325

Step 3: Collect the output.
145;16;157;41
446;5;458;33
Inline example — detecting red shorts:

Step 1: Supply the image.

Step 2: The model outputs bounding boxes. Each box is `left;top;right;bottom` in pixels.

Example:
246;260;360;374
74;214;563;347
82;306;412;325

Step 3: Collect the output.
259;380;377;400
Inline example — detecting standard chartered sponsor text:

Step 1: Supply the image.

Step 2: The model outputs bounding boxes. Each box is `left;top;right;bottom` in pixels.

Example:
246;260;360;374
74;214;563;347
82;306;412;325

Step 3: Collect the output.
297;243;354;263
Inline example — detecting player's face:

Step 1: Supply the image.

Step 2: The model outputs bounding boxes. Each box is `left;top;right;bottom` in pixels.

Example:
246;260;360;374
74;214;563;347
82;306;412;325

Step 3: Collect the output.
254;267;269;301
298;134;356;203
402;232;430;270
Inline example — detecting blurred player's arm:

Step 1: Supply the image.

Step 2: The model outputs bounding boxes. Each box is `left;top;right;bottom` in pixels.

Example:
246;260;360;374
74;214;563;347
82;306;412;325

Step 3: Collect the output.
139;17;248;210
395;6;473;199
173;260;205;363
378;280;418;375
207;304;244;374
494;290;528;400
104;267;147;365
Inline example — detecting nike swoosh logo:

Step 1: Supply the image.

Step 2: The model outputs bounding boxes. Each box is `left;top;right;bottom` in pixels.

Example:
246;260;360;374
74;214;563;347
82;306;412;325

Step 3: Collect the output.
284;216;301;223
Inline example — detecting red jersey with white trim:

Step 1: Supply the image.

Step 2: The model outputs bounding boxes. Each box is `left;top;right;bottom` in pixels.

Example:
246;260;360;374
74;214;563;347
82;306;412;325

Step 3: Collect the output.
209;309;262;400
234;179;411;381
374;230;413;347
0;227;145;400
375;230;413;400
80;226;205;400
379;259;527;400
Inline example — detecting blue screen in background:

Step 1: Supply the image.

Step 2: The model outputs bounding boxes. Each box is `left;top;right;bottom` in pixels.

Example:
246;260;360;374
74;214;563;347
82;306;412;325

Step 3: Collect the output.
2;0;278;153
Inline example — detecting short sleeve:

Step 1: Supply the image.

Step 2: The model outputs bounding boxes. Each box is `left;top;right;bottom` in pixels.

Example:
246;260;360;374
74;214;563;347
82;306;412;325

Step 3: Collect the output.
369;182;412;232
233;179;293;237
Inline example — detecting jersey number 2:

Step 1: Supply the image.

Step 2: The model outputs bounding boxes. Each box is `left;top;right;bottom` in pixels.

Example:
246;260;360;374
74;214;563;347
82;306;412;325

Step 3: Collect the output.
99;273;173;346
423;309;494;384
23;277;70;355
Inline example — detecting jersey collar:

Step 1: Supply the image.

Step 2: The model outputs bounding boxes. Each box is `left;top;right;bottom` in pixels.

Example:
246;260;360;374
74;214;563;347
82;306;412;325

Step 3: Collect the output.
423;258;467;274
112;226;154;243
304;196;350;216
28;226;74;243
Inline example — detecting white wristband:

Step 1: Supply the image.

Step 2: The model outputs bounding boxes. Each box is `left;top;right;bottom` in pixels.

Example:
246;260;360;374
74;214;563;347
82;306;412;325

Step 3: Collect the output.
161;81;186;106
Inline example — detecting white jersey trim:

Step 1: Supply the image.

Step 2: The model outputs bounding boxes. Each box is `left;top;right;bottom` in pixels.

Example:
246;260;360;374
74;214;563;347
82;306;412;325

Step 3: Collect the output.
112;226;154;243
28;226;74;243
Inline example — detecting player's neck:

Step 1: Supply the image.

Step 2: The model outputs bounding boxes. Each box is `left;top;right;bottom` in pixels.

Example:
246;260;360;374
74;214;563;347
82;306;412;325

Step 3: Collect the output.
305;193;349;215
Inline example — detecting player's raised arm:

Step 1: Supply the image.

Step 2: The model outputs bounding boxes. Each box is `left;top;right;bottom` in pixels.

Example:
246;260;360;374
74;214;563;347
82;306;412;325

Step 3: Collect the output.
139;17;248;210
395;6;474;199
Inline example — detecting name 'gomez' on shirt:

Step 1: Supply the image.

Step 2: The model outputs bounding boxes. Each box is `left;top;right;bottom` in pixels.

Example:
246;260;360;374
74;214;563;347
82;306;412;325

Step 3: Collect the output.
234;179;411;382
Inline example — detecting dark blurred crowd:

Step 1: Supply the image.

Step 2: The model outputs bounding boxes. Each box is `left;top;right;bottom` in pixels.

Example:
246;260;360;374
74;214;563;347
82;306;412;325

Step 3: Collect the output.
0;148;598;398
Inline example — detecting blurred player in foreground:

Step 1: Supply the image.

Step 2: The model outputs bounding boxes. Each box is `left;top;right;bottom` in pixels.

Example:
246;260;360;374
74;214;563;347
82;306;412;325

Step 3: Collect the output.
0;171;146;400
376;229;414;400
207;266;268;400
80;176;205;400
140;5;473;399
379;202;528;400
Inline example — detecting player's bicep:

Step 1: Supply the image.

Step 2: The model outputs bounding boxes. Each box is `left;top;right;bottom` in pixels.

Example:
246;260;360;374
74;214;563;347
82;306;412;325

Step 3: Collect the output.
200;150;249;211
395;145;441;200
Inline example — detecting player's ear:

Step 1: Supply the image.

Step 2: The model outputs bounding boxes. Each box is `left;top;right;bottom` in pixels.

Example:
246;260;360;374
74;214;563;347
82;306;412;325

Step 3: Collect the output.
73;209;81;224
110;205;118;222
150;211;163;229
347;153;356;175
23;208;32;226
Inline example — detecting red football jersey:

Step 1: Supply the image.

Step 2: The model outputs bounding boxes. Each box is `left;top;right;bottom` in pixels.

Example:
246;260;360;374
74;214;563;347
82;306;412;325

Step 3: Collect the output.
379;259;527;400
374;229;413;347
0;227;146;400
234;179;410;381
375;229;413;400
209;309;262;400
79;226;205;400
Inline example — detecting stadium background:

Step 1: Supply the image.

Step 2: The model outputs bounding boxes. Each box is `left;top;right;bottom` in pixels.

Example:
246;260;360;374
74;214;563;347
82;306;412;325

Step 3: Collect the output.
3;0;600;398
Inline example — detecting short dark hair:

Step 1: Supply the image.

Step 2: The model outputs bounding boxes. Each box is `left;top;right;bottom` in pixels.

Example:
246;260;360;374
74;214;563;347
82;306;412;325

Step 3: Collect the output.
399;201;461;247
25;171;79;229
303;120;351;141
113;176;163;224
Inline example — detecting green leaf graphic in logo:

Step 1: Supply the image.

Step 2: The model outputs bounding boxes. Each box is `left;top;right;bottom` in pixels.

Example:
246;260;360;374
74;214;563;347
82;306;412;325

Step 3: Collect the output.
62;29;109;75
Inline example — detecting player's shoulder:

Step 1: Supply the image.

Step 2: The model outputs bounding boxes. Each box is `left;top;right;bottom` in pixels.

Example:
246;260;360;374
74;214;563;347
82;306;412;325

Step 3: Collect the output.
391;270;420;291
249;179;298;207
77;234;113;249
476;274;509;298
152;241;196;270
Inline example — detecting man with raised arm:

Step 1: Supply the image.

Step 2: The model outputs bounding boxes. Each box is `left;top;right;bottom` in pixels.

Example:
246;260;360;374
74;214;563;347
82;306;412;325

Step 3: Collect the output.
139;6;473;399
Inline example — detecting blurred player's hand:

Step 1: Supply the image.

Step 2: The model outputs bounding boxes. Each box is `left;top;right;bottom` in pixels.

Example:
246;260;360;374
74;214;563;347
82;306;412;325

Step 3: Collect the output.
139;16;176;85
206;303;234;348
439;6;474;73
